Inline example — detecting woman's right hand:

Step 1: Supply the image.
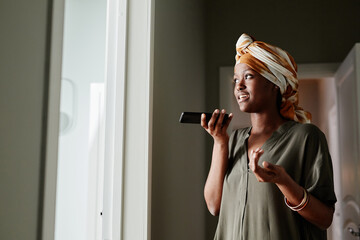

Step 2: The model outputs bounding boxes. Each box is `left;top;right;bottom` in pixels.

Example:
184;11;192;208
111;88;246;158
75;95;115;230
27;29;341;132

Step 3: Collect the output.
201;109;233;144
202;109;233;215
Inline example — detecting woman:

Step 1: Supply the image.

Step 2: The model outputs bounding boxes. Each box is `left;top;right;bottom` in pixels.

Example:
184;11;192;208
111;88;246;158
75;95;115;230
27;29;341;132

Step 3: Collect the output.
201;33;336;239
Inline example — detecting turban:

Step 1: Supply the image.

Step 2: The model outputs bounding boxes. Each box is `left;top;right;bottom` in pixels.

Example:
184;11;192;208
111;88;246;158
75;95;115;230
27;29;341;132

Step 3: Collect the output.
235;33;311;123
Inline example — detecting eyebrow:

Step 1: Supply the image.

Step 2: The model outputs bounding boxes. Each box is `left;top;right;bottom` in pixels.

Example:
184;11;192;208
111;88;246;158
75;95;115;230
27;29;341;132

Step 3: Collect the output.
234;69;255;77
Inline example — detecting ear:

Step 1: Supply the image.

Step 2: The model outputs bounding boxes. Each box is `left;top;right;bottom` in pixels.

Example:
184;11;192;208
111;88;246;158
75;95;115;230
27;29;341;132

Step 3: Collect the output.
271;84;279;94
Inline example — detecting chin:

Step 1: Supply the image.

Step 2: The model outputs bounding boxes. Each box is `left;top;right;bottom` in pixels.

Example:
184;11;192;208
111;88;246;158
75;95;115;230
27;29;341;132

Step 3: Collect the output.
238;103;258;114
238;105;250;113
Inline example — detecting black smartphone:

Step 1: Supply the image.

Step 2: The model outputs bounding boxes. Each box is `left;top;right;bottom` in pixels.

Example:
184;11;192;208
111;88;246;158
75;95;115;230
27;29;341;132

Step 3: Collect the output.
179;112;229;124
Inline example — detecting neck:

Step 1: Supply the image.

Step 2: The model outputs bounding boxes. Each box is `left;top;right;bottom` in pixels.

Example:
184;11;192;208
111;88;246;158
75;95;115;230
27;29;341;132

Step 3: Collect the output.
250;112;288;135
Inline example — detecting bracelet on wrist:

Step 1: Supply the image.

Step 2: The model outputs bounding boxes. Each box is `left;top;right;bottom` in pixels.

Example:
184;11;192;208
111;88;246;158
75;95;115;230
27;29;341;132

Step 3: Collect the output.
284;188;310;211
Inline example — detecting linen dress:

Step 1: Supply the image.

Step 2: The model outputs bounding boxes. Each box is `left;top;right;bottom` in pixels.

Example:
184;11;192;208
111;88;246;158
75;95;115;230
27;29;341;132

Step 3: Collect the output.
214;121;337;240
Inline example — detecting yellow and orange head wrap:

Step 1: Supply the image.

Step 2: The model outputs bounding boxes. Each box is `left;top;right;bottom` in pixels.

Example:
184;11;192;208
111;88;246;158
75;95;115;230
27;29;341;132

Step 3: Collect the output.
235;33;311;123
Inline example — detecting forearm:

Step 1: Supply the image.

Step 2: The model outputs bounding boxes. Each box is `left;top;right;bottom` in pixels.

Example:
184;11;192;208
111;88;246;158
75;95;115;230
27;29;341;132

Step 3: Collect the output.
276;171;334;229
204;141;229;216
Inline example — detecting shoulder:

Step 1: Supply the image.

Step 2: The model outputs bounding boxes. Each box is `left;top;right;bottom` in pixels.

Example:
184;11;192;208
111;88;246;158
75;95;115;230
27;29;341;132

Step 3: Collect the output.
288;122;329;152
290;122;325;139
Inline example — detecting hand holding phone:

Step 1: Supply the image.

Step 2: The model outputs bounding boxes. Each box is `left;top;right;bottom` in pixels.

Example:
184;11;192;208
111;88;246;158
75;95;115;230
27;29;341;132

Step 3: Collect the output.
179;111;229;124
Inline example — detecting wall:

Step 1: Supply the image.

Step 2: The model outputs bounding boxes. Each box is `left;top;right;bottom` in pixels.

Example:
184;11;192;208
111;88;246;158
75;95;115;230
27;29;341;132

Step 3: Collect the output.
318;77;337;136
298;77;337;136
151;0;207;239
0;0;51;239
298;79;321;126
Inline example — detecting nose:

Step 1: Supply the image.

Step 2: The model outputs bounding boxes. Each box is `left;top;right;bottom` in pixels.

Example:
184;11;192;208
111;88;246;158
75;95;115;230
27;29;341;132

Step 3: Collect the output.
235;79;246;91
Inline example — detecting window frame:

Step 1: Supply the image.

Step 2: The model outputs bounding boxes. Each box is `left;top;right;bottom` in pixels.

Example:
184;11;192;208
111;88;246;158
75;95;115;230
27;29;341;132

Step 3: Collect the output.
43;0;154;239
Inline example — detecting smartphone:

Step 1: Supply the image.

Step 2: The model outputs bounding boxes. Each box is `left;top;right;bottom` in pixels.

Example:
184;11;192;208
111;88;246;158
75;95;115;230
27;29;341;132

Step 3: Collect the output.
179;112;229;124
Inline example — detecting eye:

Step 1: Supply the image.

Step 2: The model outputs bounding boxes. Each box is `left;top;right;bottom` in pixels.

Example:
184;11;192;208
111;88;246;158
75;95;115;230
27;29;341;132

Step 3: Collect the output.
245;74;253;80
233;78;240;84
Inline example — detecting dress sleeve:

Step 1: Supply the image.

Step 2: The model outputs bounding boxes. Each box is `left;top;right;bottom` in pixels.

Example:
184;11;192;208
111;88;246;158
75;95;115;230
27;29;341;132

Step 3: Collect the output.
303;125;337;207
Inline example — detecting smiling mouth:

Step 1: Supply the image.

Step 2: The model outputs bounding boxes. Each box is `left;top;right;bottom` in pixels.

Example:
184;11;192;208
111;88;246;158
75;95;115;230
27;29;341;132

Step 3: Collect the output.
238;94;249;102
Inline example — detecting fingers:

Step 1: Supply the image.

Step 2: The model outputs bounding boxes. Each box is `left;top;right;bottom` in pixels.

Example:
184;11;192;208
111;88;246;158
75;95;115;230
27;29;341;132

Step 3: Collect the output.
211;109;232;129
216;109;226;128
208;109;219;130
249;148;264;172
200;113;207;129
201;109;232;137
223;112;233;129
262;161;282;182
250;156;281;183
262;161;280;174
262;161;272;170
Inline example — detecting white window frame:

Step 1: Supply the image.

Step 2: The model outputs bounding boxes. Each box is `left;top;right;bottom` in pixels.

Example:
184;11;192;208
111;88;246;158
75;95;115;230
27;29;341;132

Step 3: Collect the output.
42;0;154;239
42;0;65;239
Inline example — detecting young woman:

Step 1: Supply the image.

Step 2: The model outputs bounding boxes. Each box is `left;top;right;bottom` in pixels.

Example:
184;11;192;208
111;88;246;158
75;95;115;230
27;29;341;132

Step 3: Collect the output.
201;33;336;240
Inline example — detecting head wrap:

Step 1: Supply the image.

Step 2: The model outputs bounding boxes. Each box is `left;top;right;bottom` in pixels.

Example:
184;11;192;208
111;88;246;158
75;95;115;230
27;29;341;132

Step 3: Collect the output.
235;33;311;123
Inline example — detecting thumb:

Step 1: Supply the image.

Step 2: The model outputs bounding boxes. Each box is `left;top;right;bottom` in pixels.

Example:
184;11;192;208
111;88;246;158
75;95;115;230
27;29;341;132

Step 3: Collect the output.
262;161;275;170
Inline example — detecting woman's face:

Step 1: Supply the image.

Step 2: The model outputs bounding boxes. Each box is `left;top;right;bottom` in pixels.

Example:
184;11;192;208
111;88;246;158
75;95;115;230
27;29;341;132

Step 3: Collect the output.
233;63;278;113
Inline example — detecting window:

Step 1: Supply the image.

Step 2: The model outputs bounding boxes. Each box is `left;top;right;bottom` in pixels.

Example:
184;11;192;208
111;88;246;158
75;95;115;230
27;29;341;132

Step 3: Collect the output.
43;0;154;239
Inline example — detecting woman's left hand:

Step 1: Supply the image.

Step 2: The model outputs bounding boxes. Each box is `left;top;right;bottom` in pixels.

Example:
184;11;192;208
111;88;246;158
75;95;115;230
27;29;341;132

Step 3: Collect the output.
249;147;334;229
248;148;285;184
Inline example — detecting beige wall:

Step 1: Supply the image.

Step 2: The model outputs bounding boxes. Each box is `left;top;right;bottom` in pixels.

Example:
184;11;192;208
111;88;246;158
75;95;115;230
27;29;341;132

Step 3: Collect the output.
318;77;337;136
0;0;51;239
298;78;337;136
298;79;321;126
151;0;206;239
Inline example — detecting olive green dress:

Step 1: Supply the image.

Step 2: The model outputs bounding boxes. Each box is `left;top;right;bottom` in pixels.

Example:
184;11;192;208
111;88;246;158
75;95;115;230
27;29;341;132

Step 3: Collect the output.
214;121;337;240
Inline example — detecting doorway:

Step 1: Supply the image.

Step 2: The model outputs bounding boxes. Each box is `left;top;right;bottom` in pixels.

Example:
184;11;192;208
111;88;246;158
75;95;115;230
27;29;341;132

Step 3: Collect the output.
297;76;340;240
